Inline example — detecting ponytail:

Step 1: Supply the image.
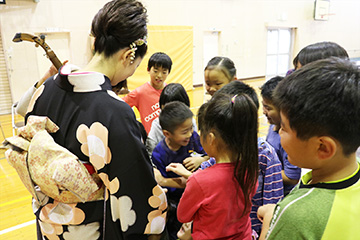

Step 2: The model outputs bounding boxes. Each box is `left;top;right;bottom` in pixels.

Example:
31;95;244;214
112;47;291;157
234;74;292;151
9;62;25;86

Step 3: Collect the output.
231;94;258;213
202;93;258;213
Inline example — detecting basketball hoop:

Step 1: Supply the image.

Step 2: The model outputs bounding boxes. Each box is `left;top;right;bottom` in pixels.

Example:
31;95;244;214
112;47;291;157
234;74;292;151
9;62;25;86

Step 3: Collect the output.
314;0;331;21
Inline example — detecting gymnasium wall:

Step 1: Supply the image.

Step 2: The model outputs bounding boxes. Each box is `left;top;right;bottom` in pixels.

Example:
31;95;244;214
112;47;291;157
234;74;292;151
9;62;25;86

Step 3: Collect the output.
1;0;359;102
143;0;360;84
129;25;193;91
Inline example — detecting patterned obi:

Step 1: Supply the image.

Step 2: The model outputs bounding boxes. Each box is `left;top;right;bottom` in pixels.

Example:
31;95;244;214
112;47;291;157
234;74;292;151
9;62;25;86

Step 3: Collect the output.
3;115;104;204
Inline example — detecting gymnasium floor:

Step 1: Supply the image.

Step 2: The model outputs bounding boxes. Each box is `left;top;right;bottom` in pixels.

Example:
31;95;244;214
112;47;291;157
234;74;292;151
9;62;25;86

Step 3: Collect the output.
0;80;269;239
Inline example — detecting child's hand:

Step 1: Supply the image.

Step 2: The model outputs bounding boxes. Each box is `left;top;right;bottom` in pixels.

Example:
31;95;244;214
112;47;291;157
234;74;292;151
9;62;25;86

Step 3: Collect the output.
155;167;186;188
166;163;192;179
177;222;193;240
183;156;206;172
257;204;276;223
257;204;276;240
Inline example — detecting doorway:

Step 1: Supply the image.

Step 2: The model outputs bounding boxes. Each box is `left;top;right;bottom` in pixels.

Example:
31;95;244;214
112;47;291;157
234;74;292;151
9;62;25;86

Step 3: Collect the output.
202;31;220;101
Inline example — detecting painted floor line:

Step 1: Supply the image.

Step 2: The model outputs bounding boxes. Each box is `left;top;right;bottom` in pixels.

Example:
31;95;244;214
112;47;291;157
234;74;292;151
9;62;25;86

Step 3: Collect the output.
0;219;36;235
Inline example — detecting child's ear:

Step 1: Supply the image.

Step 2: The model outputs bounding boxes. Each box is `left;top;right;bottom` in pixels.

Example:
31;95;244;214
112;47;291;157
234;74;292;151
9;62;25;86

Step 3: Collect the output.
207;132;216;146
317;136;337;161
163;129;171;138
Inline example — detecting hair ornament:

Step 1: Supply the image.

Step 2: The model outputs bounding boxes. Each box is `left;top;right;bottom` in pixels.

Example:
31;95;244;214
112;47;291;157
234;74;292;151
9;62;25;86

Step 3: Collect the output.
134;36;147;46
129;36;147;64
231;94;238;104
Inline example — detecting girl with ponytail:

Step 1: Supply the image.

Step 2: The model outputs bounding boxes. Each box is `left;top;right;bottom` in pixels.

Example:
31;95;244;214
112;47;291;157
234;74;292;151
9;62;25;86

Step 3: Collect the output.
177;93;259;239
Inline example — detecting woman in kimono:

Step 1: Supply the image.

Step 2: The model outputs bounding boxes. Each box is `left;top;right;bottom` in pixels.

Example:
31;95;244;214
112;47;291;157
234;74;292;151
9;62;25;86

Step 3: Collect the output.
25;0;167;239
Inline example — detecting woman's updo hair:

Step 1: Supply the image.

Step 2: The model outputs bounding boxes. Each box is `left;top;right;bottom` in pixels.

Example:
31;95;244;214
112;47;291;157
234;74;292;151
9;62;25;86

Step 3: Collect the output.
91;0;148;58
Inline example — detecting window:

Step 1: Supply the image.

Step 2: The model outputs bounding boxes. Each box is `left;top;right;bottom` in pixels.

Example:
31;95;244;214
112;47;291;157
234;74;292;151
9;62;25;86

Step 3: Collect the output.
266;28;293;79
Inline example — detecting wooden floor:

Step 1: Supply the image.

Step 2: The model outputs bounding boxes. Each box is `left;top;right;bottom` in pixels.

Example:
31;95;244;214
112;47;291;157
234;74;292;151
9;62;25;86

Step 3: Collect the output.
0;81;269;239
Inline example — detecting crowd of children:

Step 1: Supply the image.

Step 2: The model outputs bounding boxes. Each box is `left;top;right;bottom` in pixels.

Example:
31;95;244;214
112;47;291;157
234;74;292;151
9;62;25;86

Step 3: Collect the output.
258;57;360;240
119;40;360;240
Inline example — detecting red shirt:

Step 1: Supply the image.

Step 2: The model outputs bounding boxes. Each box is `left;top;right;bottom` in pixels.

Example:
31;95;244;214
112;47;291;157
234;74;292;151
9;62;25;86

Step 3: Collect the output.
122;82;162;133
178;163;257;240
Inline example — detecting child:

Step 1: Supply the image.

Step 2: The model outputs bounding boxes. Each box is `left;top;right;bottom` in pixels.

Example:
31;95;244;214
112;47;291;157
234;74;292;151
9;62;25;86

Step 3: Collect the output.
172;81;284;237
261;76;301;196
258;57;360;240
204;56;237;97
148;83;203;186
218;82;284;237
286;41;349;76
146;83;198;157
152;101;207;240
295;41;349;69
177;93;259;239
123;52;172;133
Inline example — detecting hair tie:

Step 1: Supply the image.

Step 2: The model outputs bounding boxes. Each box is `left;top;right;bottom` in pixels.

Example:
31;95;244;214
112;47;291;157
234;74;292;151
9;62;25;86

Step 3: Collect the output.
231;94;238;104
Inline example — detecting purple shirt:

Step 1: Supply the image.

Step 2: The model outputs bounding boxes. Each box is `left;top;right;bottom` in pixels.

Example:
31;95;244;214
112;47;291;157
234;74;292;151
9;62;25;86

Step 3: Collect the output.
152;131;206;201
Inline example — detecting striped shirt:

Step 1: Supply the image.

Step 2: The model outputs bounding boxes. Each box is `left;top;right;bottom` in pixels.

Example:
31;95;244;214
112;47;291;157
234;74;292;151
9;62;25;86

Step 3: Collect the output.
251;138;284;235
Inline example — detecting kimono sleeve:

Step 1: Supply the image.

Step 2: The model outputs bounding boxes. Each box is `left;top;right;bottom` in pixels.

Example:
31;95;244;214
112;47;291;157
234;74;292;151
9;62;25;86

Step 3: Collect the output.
103;103;167;238
16;85;37;117
177;174;204;223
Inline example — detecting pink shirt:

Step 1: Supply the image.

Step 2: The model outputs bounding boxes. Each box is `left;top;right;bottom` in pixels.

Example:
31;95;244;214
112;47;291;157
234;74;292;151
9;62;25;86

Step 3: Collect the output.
122;82;163;133
178;163;257;240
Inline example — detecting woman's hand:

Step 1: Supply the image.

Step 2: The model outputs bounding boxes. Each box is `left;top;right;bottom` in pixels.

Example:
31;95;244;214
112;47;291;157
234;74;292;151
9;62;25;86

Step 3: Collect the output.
153;168;165;184
37;60;68;88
